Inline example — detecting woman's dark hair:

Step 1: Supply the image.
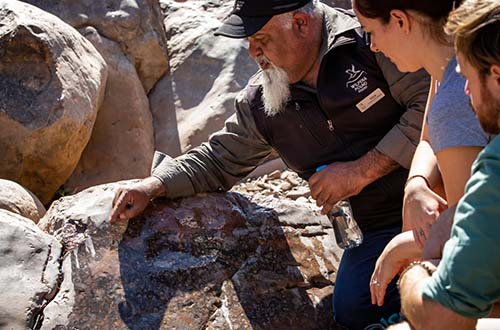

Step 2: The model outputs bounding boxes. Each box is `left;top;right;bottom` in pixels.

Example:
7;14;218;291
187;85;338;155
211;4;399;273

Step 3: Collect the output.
353;0;465;44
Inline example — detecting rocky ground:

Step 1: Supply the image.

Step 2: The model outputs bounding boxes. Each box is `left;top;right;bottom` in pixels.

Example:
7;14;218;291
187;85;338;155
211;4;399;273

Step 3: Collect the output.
233;169;316;206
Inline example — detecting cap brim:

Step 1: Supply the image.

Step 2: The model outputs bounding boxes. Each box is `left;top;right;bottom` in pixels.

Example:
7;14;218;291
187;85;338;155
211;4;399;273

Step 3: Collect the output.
214;14;272;38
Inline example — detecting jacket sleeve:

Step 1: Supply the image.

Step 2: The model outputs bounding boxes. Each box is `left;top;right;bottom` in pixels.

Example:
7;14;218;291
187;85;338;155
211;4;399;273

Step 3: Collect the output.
151;90;277;199
374;53;430;169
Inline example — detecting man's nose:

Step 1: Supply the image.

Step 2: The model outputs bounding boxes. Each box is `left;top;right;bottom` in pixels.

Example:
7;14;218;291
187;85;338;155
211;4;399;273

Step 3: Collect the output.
370;40;379;53
248;39;262;59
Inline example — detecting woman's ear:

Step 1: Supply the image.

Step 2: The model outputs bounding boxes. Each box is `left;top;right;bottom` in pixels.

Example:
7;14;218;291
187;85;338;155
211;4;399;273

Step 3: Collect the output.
390;9;410;33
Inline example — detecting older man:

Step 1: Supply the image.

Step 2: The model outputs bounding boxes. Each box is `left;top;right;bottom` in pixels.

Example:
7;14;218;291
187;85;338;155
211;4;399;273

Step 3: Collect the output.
110;0;429;328
395;0;500;329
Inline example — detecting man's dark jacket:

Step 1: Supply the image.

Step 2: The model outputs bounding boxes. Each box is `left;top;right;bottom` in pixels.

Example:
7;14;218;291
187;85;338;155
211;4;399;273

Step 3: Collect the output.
152;5;430;232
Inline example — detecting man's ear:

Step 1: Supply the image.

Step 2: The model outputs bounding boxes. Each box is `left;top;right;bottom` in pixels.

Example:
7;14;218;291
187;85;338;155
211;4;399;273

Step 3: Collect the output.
292;12;309;35
390;9;410;33
491;64;500;87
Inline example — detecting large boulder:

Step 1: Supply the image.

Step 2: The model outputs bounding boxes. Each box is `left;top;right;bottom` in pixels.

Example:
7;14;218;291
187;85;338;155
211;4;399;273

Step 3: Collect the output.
0;179;45;223
0;209;62;330
63;28;155;193
38;181;342;329
0;0;107;204
23;0;169;93
151;0;258;156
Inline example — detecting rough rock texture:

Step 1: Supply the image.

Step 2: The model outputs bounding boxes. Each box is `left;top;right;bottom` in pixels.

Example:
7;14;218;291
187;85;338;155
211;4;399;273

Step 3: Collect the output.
151;0;258;156
63;27;155;193
0;209;62;330
23;0;168;93
0;179;46;223
38;179;342;329
0;0;107;204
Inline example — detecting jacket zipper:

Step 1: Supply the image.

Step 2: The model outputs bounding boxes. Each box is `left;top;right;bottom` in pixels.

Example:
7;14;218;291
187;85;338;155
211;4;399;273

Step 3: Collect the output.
317;36;357;133
327;119;334;131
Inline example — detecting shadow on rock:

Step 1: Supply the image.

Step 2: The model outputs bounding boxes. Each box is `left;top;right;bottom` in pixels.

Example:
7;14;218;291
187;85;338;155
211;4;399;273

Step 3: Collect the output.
38;181;341;329
118;192;340;329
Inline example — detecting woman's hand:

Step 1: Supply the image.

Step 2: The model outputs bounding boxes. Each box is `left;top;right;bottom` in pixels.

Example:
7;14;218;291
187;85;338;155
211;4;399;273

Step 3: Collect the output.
403;177;447;248
370;231;421;306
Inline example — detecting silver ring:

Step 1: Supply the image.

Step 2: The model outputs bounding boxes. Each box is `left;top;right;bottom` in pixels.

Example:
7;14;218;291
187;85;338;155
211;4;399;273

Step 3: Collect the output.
371;279;381;287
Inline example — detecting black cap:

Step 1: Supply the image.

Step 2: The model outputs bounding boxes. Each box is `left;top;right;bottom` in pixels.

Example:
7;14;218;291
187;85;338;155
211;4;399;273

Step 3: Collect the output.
214;0;312;38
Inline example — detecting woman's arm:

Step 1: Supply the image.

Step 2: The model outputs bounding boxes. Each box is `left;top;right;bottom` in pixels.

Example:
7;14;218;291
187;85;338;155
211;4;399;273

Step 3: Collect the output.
436;146;483;206
403;80;447;246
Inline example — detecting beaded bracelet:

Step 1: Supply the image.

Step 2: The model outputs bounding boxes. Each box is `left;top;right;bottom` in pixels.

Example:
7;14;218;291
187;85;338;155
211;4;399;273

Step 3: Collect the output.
397;261;435;288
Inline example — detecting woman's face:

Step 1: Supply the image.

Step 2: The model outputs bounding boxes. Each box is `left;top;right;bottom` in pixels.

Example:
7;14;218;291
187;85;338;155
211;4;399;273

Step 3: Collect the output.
353;7;423;73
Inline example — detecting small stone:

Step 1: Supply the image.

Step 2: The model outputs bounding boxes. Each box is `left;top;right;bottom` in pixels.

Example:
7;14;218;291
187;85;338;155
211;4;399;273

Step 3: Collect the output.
279;182;292;191
268;170;281;180
286;187;311;200
280;171;289;180
296;197;309;204
286;175;301;187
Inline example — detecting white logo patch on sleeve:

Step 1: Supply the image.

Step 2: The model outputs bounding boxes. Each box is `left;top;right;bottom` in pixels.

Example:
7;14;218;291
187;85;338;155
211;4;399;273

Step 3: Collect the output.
356;88;385;112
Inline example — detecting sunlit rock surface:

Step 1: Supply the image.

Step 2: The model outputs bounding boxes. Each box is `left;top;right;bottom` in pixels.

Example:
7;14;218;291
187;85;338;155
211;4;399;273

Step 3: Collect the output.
0;209;62;330
38;180;342;329
0;0;107;204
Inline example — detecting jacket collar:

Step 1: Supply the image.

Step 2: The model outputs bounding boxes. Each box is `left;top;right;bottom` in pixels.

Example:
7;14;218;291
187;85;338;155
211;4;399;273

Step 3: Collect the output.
318;3;361;60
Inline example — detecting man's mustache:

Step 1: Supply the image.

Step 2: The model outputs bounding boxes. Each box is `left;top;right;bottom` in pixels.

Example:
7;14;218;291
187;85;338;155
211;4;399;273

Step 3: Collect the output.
255;55;272;68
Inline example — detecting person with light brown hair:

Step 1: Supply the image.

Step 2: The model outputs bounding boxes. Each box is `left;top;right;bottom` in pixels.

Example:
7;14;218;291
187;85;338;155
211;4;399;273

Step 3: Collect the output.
393;0;500;328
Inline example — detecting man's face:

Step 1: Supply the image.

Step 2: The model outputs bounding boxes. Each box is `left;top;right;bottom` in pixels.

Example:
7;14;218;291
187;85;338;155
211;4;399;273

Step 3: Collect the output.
246;13;314;115
457;52;500;135
247;14;311;84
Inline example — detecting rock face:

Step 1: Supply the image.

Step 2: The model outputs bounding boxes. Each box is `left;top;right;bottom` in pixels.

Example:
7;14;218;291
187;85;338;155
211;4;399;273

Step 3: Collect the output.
23;0;168;93
151;0;258;156
38;180;342;329
21;0;163;191
63;28;155;193
0;0;107;204
0;209;62;330
0;179;46;223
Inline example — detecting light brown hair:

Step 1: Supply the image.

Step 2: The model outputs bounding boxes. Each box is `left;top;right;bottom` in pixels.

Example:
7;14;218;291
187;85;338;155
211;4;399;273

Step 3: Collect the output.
446;0;500;76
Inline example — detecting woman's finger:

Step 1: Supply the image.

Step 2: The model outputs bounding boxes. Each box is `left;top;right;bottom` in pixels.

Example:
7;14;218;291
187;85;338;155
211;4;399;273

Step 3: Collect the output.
370;275;378;305
376;278;390;306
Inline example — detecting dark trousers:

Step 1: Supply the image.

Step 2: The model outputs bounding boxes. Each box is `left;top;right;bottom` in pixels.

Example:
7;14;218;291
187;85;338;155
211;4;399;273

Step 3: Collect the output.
333;224;402;330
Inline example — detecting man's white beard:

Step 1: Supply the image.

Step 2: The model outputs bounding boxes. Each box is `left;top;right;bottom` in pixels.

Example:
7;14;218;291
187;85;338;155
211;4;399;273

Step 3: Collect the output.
258;56;291;117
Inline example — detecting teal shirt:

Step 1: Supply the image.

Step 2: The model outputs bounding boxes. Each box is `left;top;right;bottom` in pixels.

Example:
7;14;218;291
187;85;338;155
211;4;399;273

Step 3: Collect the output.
422;135;500;318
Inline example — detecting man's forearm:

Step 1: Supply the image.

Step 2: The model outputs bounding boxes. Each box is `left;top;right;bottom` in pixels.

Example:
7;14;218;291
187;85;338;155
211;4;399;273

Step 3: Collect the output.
357;148;400;186
399;265;435;329
399;263;477;330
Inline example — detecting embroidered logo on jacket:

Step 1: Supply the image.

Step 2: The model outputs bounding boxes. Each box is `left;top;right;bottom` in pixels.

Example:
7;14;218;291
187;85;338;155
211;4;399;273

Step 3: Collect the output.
346;64;368;93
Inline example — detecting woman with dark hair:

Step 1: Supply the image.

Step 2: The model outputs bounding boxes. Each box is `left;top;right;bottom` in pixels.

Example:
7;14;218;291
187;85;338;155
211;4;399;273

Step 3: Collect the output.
352;0;491;307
